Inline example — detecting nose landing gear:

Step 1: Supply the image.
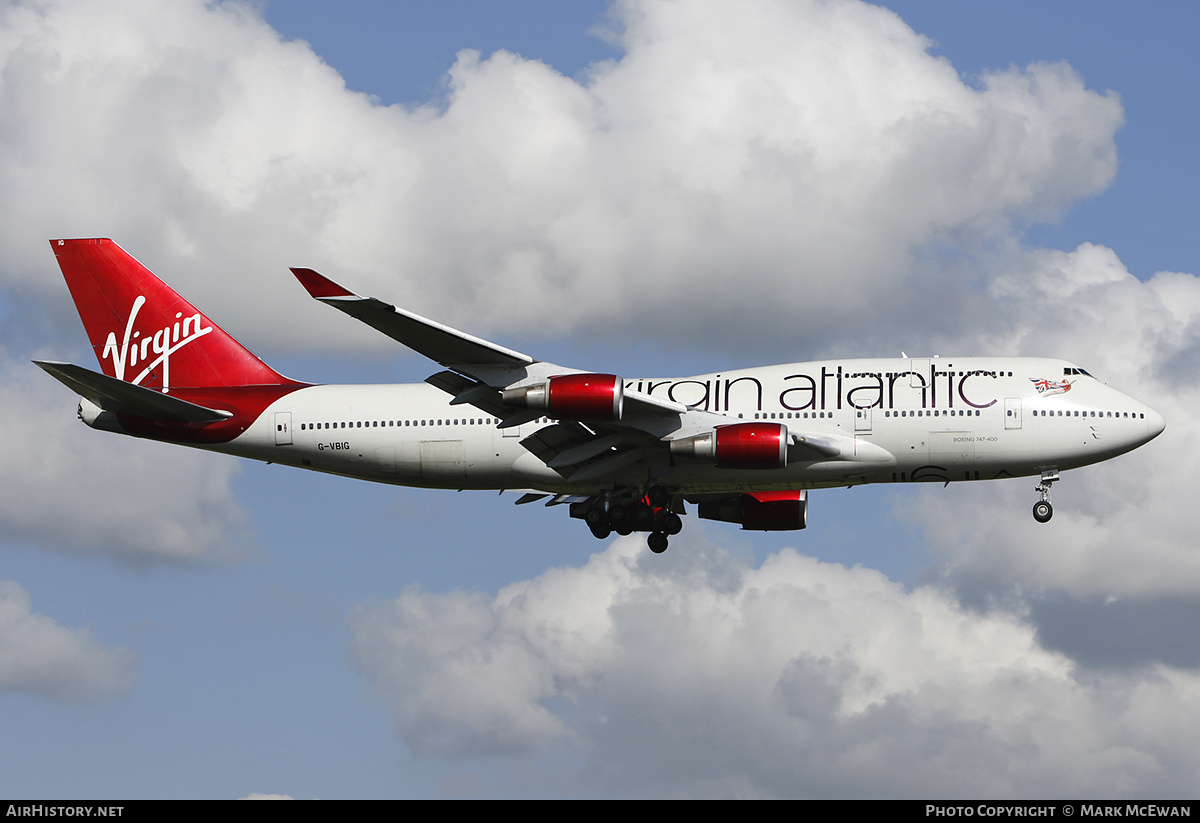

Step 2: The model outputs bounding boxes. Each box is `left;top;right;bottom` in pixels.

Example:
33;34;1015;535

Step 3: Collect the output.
1033;470;1059;523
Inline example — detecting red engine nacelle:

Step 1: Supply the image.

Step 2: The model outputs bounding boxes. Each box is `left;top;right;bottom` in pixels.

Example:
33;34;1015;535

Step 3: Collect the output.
502;373;624;421
669;422;788;470
697;490;808;531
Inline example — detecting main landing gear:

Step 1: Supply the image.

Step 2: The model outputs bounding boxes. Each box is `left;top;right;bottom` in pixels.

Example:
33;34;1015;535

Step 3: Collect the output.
1033;470;1059;523
574;486;682;553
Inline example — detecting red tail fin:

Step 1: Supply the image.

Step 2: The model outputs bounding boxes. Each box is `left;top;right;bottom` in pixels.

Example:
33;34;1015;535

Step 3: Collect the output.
51;239;290;390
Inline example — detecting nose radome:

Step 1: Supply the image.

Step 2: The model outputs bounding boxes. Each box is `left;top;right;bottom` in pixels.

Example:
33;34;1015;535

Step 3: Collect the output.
1145;406;1166;441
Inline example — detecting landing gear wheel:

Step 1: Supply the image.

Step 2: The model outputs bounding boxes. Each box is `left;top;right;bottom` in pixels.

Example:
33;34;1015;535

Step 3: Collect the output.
632;503;655;530
1032;501;1053;523
661;512;683;535
647;485;670;507
648;532;668;553
609;504;633;536
584;507;609;528
589;523;612;539
1033;470;1059;525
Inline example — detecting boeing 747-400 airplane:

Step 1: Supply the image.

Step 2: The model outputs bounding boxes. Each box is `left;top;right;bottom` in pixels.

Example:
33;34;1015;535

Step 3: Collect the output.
37;239;1165;552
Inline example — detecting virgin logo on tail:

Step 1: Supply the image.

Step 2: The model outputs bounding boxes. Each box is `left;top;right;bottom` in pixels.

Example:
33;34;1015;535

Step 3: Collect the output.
102;295;212;391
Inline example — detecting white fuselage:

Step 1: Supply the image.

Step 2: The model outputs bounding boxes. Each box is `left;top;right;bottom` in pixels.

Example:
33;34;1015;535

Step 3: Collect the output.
204;356;1164;495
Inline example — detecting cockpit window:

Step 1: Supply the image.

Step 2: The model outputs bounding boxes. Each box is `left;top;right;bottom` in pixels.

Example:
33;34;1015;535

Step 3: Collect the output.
1063;367;1093;377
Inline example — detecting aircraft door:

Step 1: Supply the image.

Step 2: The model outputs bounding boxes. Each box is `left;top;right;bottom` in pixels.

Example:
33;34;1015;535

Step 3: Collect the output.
909;359;930;388
1004;396;1023;430
855;408;873;433
274;412;293;445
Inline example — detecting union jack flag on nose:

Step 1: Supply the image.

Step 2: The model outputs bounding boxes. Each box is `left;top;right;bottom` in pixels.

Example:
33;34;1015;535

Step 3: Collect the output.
1031;377;1072;395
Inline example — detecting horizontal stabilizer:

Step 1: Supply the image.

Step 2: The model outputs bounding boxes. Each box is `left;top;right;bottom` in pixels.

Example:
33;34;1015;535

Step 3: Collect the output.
33;361;233;423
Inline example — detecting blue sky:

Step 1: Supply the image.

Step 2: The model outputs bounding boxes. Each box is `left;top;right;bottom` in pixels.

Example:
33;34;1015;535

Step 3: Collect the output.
2;0;1199;799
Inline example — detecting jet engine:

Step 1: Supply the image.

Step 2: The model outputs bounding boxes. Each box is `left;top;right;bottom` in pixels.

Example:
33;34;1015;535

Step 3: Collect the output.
697;490;808;531
669;422;788;470
502;373;624;421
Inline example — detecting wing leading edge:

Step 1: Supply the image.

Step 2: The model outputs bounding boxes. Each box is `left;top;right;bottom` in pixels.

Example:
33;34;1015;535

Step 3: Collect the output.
290;268;534;372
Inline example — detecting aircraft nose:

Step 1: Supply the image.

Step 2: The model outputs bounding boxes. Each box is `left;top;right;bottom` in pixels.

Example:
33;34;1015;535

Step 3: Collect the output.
1145;406;1166;441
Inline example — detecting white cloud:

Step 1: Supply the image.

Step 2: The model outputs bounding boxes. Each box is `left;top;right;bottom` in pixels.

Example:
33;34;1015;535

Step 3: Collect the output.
0;0;1120;356
0;580;134;702
350;536;1200;797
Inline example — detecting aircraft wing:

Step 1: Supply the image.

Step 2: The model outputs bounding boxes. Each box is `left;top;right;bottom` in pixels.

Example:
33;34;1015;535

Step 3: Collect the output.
291;268;690;417
291;269;534;371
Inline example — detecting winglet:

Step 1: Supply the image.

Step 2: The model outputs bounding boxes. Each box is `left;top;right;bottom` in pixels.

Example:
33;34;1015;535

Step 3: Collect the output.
290;268;357;299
